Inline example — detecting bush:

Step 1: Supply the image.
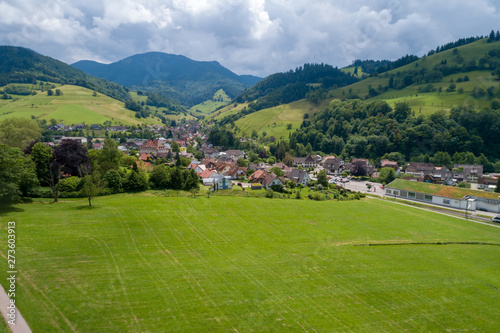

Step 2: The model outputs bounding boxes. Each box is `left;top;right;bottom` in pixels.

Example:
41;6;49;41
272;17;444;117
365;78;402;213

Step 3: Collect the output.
265;189;274;198
59;176;83;192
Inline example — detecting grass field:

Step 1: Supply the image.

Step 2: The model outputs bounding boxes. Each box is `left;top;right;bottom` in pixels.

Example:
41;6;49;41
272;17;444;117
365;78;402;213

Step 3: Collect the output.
234;99;325;140
190;89;232;114
1;194;500;332
0;85;163;125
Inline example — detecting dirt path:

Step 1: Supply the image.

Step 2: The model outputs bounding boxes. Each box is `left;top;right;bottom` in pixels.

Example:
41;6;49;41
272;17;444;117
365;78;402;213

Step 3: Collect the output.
0;283;31;333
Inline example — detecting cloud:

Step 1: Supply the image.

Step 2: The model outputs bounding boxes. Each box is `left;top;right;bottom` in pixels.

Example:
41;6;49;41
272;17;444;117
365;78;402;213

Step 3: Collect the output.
0;0;499;77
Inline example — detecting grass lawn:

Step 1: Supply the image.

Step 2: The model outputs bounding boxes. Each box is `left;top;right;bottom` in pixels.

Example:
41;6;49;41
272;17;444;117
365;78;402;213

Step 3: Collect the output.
1;195;499;332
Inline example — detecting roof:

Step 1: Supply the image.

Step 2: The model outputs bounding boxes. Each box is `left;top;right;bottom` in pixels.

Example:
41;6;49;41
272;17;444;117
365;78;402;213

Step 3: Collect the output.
387;179;500;200
199;169;216;179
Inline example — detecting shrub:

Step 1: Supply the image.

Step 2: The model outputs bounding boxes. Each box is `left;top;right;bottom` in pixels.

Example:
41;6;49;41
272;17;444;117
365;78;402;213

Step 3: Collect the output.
59;176;82;192
265;189;274;198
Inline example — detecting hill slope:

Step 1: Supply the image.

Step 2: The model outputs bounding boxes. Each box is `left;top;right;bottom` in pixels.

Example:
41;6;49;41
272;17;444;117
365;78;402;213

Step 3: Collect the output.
0;46;130;101
72;52;262;107
0;84;165;125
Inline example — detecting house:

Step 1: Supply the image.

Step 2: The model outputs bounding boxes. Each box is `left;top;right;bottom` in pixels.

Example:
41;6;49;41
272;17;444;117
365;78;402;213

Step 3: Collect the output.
293;155;318;168
405;162;437;177
225;166;247;180
140;139;168;156
262;172;284;189
249;162;268;171
90;124;101;130
109;125;127;132
286;169;310;186
199;169;217;180
212;174;232;190
322;157;345;175
199;147;219;158
201;158;217;169
454;164;483;177
249;170;267;183
92;143;103;150
215;162;233;174
139;153;152;161
223;150;245;160
478;176;498;189
380;159;400;172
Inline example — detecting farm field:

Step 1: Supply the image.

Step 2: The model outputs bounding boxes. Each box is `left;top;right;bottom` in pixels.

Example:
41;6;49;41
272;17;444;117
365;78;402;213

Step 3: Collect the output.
1;195;500;332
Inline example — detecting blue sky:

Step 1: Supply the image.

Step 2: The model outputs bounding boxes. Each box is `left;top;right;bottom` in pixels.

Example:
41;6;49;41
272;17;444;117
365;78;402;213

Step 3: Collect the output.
1;0;499;76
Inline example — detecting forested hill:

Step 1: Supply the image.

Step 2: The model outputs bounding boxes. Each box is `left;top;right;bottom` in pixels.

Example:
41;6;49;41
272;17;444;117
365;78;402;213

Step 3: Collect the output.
0;46;130;101
72;52;262;107
235;63;359;111
288;99;499;170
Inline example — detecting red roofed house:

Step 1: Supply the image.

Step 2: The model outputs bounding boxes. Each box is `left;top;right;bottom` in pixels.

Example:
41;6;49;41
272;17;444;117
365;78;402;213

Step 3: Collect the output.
140;139;168;156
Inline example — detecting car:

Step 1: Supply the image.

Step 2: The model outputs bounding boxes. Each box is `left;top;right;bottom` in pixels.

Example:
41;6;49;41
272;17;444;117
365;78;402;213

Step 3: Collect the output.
492;215;500;223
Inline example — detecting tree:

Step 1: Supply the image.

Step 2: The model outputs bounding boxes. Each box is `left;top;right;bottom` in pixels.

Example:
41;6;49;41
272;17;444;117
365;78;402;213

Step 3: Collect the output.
149;164;171;189
81;172;102;206
98;138;122;172
47;89;53;96
283;154;294;167
171;140;180;153
30;142;53;184
393;102;411;122
0;145;38;203
317;170;329;187
378;167;396;185
495;178;500;193
103;169;123;193
366;183;372;191
55;89;63;96
0;117;41;149
53;140;91;177
270;167;285;177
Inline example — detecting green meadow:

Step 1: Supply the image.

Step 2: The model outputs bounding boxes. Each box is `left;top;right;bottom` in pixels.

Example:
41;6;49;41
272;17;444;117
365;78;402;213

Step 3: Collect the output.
0;85;163;125
1;195;499;332
190;89;232;114
234;99;325;140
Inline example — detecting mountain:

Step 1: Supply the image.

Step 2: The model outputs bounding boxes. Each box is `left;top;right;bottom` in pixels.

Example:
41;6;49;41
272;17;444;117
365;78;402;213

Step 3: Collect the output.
0;46;130;101
72;52;262;107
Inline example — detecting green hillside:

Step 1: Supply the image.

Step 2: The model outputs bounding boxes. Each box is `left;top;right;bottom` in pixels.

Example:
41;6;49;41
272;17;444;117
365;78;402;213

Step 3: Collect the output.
233;99;326;140
0;84;163;125
226;38;500;140
330;38;500;113
190;89;232;114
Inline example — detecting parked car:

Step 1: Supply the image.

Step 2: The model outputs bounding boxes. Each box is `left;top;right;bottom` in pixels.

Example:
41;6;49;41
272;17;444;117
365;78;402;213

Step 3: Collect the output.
492;215;500;223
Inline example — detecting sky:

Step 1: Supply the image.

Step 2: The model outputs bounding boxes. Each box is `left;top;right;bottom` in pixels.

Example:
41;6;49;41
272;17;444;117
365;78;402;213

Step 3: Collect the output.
1;0;499;77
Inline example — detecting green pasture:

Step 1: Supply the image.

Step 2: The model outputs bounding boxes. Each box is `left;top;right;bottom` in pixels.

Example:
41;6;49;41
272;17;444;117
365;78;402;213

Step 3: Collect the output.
1;195;499;332
234;99;324;140
0;85;163;125
190;89;232;114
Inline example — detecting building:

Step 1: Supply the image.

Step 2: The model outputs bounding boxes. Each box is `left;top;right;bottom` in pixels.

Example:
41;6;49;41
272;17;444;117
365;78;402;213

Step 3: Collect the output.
385;179;500;213
286;169;310;186
293;155;319;168
140;139;168;156
322;157;345;175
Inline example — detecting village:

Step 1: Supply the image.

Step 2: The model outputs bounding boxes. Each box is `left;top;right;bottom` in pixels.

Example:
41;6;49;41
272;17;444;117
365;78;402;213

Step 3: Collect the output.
40;120;500;216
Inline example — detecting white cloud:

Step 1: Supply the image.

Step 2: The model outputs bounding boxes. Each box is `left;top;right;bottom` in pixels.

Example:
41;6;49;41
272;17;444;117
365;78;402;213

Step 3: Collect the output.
0;0;499;76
